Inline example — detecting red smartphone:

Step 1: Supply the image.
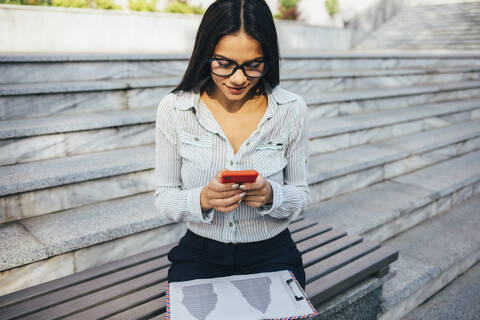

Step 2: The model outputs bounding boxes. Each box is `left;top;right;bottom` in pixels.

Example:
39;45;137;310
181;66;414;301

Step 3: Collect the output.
220;170;259;184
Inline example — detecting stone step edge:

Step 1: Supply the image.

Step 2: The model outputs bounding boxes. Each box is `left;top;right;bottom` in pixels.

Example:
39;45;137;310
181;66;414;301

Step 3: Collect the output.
2;67;480;96
1;116;479;198
306;80;480;105
1;52;480;63
0;192;174;272
309;97;480;139
377;195;480;320
306;149;480;240
2;89;479;140
381;250;480;320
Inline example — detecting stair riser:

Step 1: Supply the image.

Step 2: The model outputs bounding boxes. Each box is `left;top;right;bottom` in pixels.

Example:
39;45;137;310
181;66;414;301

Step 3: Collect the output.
280;58;480;72
379;248;480;320
2;57;480;85
0;86;172;121
309;87;480;119
0;124;155;166
284;71;480;95
0;170;154;224
3;81;480;123
0;60;189;85
366;180;480;244
2;95;479;166
0;221;185;296
310;107;480;154
309;136;480;203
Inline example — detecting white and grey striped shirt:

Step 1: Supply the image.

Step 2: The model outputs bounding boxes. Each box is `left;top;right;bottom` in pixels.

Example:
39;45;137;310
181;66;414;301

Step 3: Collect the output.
154;83;311;243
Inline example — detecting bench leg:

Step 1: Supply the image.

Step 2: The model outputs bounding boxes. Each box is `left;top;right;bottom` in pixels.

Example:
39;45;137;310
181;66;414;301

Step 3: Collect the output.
373;266;390;278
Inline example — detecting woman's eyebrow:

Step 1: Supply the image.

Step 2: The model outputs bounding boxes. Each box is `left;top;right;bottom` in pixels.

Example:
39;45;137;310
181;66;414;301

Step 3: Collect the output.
213;54;264;62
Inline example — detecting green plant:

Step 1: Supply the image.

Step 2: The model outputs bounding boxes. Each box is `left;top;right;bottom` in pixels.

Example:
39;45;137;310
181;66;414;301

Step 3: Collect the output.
52;0;88;8
165;0;204;14
128;0;157;12
274;0;300;20
0;0;51;5
325;0;339;17
94;0;121;10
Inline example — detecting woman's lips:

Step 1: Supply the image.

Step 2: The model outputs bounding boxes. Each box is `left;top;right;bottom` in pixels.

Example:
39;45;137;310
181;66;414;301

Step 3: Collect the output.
226;85;247;94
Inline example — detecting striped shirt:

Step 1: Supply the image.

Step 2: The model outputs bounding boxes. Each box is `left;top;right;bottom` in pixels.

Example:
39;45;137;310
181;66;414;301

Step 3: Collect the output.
154;83;311;243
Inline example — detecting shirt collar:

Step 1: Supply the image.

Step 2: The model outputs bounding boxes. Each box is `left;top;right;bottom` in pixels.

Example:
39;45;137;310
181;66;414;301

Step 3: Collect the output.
171;80;298;113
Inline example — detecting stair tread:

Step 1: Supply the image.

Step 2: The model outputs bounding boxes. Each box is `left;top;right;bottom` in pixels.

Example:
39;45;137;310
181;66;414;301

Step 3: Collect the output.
308;96;480;137
0;145;153;196
380;193;480;311
306;150;480;237
1;115;479;197
2;67;480;96
308;118;480;182
0;192;168;272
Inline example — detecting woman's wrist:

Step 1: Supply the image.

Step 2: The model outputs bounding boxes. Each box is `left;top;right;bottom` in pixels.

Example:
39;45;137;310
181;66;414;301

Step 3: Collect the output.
200;187;212;211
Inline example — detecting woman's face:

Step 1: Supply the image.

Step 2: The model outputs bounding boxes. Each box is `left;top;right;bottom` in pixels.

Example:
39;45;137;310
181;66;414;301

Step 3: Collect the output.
210;31;264;103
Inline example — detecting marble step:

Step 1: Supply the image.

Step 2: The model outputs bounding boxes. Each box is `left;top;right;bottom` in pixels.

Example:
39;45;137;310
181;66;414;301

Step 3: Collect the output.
2;53;480;84
0;192;187;296
309;97;480;153
1;86;478;167
2;68;480;121
308;118;480;202
402;260;480;320
3;66;479;97
1;113;479;225
306;148;480;244
378;192;480;320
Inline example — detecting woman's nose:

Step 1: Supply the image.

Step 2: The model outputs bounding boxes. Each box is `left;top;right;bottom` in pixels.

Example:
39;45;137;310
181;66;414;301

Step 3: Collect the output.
229;68;247;84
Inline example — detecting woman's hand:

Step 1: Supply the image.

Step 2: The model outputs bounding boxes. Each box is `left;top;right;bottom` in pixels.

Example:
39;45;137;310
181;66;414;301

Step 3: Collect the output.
200;169;246;212
239;174;273;208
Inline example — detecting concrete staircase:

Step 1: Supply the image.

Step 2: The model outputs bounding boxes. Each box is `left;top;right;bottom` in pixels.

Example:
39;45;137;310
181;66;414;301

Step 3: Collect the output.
1;52;480;319
356;0;480;51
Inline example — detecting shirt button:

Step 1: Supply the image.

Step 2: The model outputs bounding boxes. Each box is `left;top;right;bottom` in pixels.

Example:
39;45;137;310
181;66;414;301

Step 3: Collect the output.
246;142;250;146
268;141;272;145
194;137;199;141
229;222;234;227
230;160;234;166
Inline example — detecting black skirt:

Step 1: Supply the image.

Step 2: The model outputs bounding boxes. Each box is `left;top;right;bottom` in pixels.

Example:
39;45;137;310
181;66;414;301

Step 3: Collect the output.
167;228;306;289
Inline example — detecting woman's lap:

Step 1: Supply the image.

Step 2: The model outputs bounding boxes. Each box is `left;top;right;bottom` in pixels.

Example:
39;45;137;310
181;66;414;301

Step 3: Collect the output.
167;229;306;289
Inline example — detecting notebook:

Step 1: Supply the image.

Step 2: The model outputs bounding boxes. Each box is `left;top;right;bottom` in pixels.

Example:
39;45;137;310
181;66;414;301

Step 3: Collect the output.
166;270;318;320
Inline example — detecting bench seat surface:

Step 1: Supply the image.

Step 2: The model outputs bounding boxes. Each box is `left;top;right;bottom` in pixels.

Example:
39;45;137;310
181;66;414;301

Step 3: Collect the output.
0;218;398;320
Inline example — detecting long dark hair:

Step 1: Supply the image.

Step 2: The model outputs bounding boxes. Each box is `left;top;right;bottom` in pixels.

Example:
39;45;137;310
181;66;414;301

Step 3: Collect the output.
171;0;280;98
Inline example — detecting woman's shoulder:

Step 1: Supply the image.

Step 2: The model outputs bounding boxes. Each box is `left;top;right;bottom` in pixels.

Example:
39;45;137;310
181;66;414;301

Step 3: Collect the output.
270;85;307;114
157;91;197;112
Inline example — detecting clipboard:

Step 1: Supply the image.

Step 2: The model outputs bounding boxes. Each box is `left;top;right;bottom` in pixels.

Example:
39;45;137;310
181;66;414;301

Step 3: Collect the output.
166;270;318;320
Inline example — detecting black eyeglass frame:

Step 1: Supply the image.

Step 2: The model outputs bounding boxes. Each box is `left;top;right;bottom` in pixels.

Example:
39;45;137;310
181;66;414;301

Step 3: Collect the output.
207;57;269;78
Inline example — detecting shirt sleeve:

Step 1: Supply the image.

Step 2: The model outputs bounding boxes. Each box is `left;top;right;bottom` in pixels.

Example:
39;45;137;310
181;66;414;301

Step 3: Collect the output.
153;94;214;224
256;96;311;219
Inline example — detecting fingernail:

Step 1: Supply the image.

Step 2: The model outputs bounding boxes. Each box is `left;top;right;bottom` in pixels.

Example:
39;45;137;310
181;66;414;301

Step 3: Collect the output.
239;185;247;190
232;184;239;189
239;192;246;199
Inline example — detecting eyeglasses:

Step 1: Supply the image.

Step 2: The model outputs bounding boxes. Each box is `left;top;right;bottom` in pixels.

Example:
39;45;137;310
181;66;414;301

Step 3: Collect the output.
207;57;268;78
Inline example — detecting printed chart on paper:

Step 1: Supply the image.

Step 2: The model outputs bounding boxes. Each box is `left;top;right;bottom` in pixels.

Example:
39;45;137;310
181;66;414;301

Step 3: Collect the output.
168;270;317;320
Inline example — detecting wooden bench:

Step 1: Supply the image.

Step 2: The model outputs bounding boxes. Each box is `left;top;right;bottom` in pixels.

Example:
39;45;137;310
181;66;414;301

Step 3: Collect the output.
0;218;398;319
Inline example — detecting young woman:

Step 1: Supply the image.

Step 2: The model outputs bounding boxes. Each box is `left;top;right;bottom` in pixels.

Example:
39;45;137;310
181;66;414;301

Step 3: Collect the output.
154;0;310;289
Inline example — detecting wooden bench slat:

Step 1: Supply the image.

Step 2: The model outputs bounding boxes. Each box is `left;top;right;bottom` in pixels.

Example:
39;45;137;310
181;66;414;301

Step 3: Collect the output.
9;268;168;320
64;282;167;320
288;219;318;234
105;296;166;320
305;240;380;284
305;245;399;306
0;243;175;309
290;223;331;243
297;230;353;255
302;234;364;270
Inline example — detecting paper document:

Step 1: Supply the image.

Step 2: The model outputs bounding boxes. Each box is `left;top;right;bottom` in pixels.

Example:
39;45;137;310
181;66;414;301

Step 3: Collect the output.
166;270;318;320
